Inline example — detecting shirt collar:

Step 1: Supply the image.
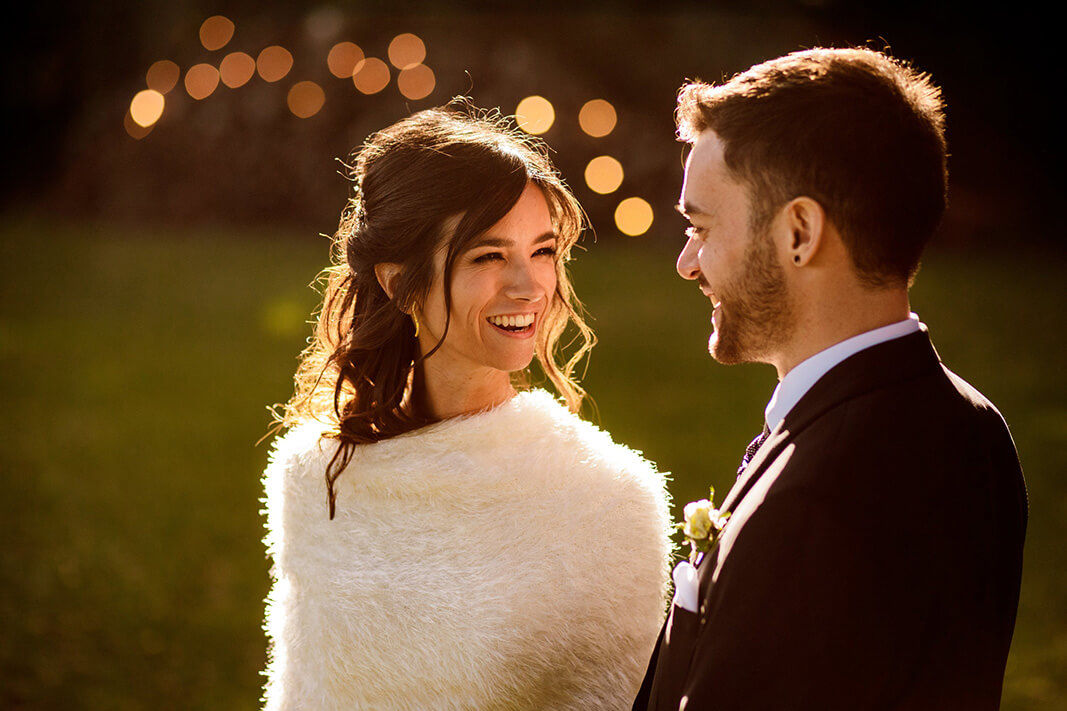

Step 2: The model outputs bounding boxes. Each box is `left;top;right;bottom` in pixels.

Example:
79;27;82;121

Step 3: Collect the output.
764;313;923;429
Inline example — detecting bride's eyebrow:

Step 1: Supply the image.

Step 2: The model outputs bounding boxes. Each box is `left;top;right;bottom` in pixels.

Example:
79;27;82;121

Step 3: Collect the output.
466;232;557;250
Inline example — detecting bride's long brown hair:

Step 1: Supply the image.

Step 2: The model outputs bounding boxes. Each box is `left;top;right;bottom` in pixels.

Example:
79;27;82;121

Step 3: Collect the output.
277;103;595;518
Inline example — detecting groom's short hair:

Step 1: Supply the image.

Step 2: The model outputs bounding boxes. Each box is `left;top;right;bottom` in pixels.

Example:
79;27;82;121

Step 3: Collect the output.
676;47;947;287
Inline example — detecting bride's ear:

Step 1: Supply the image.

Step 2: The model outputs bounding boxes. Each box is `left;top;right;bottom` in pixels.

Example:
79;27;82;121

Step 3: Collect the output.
374;263;403;300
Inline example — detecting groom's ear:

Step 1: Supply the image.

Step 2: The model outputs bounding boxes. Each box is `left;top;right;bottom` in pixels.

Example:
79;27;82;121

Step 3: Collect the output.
783;197;826;268
374;263;403;300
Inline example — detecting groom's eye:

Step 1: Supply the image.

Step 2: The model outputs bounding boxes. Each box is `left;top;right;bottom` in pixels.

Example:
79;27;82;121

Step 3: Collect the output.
686;226;707;240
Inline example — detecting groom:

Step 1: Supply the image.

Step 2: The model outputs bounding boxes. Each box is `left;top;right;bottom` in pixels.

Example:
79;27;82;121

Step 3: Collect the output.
633;48;1028;710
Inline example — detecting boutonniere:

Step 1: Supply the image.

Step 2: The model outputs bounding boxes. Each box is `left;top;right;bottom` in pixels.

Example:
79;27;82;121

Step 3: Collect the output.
675;488;730;564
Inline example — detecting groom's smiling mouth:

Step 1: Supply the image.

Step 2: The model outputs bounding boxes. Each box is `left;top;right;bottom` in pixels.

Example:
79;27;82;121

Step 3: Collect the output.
699;284;719;307
697;281;723;329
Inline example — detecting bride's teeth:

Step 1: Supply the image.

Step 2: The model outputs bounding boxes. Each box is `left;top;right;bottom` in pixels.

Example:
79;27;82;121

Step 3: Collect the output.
488;314;534;328
488;313;536;329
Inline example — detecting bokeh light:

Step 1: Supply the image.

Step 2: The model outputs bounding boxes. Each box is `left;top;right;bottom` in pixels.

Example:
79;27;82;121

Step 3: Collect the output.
184;63;220;100
146;60;180;94
327;41;364;78
579;99;617;138
123;110;154;139
199;15;235;51
219;52;256;89
515;96;555;135
585;155;624;195
397;64;435;100
130;90;165;128
388;33;426;70
352;58;390;94
257;46;293;83
287;81;326;119
615;197;654;236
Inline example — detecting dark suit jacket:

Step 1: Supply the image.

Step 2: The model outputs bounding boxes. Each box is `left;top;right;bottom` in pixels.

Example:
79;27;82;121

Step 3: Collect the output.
634;328;1028;711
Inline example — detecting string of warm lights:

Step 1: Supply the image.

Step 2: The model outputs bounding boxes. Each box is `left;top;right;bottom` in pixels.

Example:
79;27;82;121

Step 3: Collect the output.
514;94;653;235
126;16;436;134
126;14;653;236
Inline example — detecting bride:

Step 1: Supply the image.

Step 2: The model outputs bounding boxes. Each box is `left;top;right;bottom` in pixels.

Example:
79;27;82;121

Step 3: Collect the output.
261;103;672;710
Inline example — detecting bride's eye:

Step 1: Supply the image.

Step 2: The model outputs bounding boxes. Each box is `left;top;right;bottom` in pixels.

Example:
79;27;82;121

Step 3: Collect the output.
534;246;557;258
472;252;504;264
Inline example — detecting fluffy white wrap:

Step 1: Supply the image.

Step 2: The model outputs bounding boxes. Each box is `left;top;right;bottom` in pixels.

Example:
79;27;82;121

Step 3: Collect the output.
261;389;672;710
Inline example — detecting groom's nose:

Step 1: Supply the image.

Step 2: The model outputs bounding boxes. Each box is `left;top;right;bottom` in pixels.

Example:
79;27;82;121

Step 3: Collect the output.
677;236;701;281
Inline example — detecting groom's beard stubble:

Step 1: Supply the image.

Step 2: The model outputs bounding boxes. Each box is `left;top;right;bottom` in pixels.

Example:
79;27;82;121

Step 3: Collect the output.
709;229;794;365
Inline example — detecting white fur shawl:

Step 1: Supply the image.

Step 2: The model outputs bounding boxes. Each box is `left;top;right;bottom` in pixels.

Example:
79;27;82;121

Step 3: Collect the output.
261;389;673;711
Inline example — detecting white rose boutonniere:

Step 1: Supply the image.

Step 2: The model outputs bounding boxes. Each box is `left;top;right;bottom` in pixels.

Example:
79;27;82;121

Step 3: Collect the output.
676;488;730;564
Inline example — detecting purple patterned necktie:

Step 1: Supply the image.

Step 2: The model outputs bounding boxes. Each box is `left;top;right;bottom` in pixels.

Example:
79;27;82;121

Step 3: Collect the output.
736;425;771;479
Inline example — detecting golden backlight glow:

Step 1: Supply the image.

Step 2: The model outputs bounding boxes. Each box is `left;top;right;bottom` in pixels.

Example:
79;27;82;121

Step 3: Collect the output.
146;60;180;94
124;110;153;139
353;58;390;94
515;96;554;135
287;81;326;118
219;52;255;88
257;46;293;83
579;99;617;138
615;197;654;236
397;64;435;100
185;63;220;100
584;156;624;195
199;16;235;51
327;42;364;78
130;90;165;128
388;33;426;70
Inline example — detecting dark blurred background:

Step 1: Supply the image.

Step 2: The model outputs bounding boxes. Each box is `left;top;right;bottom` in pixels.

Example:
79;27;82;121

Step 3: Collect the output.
1;2;1063;709
2;0;1061;241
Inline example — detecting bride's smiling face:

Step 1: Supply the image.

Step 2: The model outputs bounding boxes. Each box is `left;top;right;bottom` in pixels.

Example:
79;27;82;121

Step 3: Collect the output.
417;182;558;376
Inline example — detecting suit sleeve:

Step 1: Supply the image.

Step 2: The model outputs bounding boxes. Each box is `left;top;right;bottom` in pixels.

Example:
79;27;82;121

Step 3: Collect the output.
632;622;665;711
682;490;924;710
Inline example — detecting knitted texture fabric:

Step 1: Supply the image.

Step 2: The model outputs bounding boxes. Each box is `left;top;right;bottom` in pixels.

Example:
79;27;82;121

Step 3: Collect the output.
262;389;673;710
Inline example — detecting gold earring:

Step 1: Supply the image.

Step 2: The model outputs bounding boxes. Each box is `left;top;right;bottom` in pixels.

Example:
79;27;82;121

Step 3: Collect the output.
412;312;420;338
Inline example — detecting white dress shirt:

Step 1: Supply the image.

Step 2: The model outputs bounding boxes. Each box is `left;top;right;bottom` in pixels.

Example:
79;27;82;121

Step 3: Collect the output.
764;313;923;430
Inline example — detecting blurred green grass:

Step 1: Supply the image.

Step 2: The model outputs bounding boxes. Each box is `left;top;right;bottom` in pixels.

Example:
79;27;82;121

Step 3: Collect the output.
1;216;1064;710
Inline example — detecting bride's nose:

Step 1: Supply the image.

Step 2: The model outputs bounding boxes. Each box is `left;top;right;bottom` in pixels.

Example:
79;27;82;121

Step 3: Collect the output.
503;259;546;302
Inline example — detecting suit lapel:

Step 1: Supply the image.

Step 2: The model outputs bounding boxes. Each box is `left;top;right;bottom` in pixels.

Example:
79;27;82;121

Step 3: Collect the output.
697;329;943;579
695;424;788;582
716;328;942;523
719;423;788;515
781;327;942;437
643;328;946;711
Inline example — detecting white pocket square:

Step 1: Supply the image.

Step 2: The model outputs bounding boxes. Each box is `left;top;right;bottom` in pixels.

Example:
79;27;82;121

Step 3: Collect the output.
671;560;699;613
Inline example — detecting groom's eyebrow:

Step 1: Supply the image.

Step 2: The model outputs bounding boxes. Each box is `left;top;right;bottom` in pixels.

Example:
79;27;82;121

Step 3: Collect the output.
676;201;709;219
